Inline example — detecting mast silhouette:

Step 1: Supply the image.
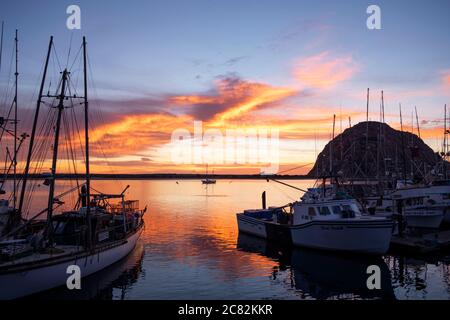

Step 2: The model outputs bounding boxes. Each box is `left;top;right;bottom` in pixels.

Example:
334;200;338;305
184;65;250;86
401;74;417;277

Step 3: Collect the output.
45;68;69;242
83;36;92;249
13;29;18;209
18;37;53;216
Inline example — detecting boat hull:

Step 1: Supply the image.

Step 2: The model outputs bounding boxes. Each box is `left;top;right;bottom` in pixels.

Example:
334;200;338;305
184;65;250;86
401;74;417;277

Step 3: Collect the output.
237;214;393;254
404;211;444;229
290;220;393;254
0;226;143;300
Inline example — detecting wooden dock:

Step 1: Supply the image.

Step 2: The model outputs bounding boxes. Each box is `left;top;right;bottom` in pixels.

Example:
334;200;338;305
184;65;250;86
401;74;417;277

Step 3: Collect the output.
390;230;450;254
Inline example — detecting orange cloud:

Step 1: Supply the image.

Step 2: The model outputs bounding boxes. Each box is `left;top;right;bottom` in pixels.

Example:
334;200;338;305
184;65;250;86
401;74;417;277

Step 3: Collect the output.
170;77;298;126
89;113;192;157
293;52;358;89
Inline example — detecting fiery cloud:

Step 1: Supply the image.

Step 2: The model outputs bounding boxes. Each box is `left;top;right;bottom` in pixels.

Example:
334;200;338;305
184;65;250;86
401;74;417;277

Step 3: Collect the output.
89;113;192;157
293;52;358;89
170;76;298;126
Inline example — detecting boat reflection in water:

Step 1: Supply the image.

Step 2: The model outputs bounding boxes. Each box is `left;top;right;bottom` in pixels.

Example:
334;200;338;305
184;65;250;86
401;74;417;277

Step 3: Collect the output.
25;241;145;300
237;233;396;300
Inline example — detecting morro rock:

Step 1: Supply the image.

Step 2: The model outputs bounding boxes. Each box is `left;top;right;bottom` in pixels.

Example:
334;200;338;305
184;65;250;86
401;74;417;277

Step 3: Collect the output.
308;121;443;180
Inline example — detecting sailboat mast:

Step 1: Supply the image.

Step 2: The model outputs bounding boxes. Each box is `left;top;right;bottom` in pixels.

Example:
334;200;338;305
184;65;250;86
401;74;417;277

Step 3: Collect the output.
330;114;335;176
18;36;53;215
83;36;92;248
13;29;18;209
442;104;447;179
415;106;420;138
45;69;69;242
399;103;407;183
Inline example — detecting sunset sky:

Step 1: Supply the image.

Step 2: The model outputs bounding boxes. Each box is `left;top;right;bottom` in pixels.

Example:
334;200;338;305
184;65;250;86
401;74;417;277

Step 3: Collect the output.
1;0;449;174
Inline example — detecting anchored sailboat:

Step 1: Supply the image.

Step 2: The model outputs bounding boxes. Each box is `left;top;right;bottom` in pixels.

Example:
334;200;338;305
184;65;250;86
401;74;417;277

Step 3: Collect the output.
201;164;216;184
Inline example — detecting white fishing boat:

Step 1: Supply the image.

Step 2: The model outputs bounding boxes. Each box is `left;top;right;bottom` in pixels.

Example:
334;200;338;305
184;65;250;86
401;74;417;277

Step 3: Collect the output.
404;209;443;229
237;179;393;254
390;181;448;228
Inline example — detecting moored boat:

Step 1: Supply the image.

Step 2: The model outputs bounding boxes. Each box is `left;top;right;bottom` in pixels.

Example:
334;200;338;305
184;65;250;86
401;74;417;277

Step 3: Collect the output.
237;180;393;254
0;36;147;300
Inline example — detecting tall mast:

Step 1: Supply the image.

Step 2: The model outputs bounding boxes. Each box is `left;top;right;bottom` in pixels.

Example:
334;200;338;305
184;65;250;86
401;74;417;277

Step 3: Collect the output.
330;114;336;176
46;69;69;242
0;21;4;74
83;36;92;249
415;106;420;138
365;88;370;180
399;103;407;183
18;36;53;215
445;104;448;179
13;29;18;209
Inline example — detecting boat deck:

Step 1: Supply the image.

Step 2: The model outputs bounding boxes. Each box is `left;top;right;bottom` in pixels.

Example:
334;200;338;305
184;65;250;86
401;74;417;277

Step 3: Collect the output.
1;245;81;267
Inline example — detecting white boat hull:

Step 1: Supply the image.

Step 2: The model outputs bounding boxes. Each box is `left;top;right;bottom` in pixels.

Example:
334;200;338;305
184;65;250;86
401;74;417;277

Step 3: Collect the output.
404;211;444;229
0;227;142;300
237;214;393;254
237;214;267;238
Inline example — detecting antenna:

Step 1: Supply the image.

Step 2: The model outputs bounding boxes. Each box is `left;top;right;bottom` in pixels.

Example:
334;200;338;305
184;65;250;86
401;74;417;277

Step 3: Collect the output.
0;21;4;74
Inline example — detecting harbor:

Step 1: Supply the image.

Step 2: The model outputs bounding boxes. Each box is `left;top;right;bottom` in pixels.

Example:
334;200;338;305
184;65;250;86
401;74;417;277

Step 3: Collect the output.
1;0;450;304
18;179;450;300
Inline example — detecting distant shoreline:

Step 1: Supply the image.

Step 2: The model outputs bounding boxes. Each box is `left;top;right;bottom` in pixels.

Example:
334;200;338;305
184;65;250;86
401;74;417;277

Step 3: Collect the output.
8;173;312;180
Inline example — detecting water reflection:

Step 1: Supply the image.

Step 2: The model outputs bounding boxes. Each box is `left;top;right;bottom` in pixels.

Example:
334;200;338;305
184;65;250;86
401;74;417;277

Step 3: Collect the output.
27;241;145;300
14;180;450;299
237;233;396;300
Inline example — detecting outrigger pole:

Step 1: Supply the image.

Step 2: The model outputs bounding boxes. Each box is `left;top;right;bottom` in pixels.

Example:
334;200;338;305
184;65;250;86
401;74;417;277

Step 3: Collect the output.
18;36;53;216
13;29;18;209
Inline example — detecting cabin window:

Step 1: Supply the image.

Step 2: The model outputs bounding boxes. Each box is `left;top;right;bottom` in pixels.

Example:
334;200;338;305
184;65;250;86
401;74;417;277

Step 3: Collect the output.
332;206;342;215
319;207;331;215
350;204;360;213
308;207;317;216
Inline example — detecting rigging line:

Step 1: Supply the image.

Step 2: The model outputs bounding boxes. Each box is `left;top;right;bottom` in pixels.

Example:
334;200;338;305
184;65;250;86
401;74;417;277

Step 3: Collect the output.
86;53;122;185
63;110;77;207
65;32;74;69
68;43;83;72
266;179;296;202
24;104;57;213
51;42;63;73
275;163;313;175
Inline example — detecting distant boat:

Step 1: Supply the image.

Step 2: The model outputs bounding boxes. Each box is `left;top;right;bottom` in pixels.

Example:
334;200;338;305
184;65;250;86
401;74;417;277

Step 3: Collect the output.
201;164;216;184
237;178;393;255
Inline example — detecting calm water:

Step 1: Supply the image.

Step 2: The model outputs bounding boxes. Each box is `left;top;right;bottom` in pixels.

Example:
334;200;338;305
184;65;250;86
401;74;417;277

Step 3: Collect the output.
25;179;450;300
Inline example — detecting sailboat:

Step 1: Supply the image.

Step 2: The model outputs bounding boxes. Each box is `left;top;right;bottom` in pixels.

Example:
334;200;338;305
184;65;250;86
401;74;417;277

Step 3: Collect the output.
0;36;146;300
201;164;216;184
0;29;30;238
